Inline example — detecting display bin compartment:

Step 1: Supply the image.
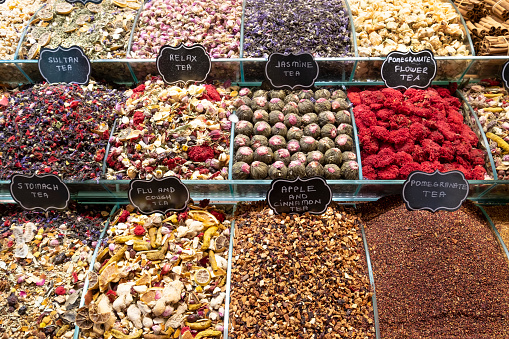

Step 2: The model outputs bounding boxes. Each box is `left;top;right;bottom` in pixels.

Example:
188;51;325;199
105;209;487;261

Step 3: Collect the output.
463;56;509;81
0;62;31;85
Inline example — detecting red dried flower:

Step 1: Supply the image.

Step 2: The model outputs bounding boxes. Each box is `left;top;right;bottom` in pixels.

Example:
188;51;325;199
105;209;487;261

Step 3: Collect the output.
118;210;130;223
55;286;66;295
133;224;145;236
210;210;225;222
132;84;146;93
188;146;215;162
202;84;221;102
106;289;117;302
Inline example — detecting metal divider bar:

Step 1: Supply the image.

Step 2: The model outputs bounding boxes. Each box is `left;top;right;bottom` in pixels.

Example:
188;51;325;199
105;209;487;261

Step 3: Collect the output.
477;205;509;264
223;204;237;339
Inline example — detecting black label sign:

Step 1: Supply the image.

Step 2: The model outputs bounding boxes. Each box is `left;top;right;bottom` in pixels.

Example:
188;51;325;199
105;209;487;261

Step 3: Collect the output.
156;43;211;84
129;177;190;214
9;174;70;211
403;170;469;213
381;49;436;89
267;177;332;215
265;53;319;89
38;46;91;85
65;0;102;4
502;61;509;89
0;0;6;4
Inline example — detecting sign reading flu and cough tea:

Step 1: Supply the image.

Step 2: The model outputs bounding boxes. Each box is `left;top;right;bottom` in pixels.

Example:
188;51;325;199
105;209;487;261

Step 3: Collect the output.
38;45;91;85
129;177;190;214
402;170;469;213
265;53;319;89
156;43;211;84
381;49;437;89
267;177;332;215
9;174;70;211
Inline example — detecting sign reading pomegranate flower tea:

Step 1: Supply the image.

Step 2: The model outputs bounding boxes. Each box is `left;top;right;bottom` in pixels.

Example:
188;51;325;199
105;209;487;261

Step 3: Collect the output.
382;49;436;90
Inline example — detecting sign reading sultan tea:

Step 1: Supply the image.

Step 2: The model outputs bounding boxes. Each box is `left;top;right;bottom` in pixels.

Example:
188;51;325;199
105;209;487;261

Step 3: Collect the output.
156;43;211;84
10;174;70;211
265;53;319;89
129;177;190;214
381;49;436;89
267;177;332;215
402;170;469;213
38;45;91;85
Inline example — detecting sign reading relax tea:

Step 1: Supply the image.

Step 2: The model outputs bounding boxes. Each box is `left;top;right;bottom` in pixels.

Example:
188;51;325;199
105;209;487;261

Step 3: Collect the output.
381;49;436;89
265;53;319;89
129;177;190;214
267;177;332;215
38;45;91;85
402;170;469;213
10;174;70;211
156;43;211;84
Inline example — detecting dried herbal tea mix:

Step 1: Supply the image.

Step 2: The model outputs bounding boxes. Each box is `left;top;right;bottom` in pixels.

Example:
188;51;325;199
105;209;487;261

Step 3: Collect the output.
21;0;140;60
78;203;231;339
359;197;509;338
0;204;110;338
0;82;123;180
106;78;233;180
229;202;375;338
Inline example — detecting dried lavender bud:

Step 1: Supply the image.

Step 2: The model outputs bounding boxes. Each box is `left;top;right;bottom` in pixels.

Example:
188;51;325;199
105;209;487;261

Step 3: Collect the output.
291;152;307;165
341;161;359;180
298;90;314;100
324;148;343;164
232;162;251;179
287;139;301;154
341;151;357;163
321;124;338;139
254;121;272;138
302;113;318;125
335;110;352;124
298;99;315;114
270;89;286;100
235;147;254;164
282;102;299;115
233;96;252;108
251;96;269;111
300;136;318;152
234;134;251;150
252;89;268;99
269;110;285;125
287;160;306;179
274;148;292;166
251;135;269;149
307;151;325;165
268;98;285;111
324;164;342;179
314;98;332;113
239;88;253;97
314;88;331;100
235;120;254;137
236;105;254;121
268;161;288;179
335;134;354;152
250;161;268;179
252;109;269;124
331;89;347;100
284;113;302;128
318;111;337;126
332;99;350;112
253;146;274;164
268;135;287;151
317;137;335;154
306;161;325;177
271;122;288;137
337;123;354;137
284;93;299;104
287;126;304;140
303;123;321;139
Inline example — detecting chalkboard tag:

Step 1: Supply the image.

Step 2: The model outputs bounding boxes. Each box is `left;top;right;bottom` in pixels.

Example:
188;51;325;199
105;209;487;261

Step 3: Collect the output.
0;0;6;4
156;43;211;84
9;174;70;211
381;49;436;90
265;53;319;90
38;45;91;85
129;177;190;215
266;177;332;215
502;61;509;89
402;170;469;213
65;0;102;4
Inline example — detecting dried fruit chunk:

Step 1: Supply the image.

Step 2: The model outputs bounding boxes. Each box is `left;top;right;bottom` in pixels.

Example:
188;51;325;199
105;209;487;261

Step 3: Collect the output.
88;302;110;324
76;14;91;26
214;235;228;251
113;0;127;7
37;8;54;21
27;44;40;59
55;2;74;15
194;268;211;286
87;271;99;290
85;3;102;12
188;211;219;227
76;306;94;329
38;32;51;47
126;1;141;10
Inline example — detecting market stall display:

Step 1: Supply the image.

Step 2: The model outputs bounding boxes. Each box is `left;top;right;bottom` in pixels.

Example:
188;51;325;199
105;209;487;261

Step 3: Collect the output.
482;204;509;245
105;78;233;180
229;201;375;338
78;203;231;339
348;86;491;180
359;196;509;338
0;204;111;338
